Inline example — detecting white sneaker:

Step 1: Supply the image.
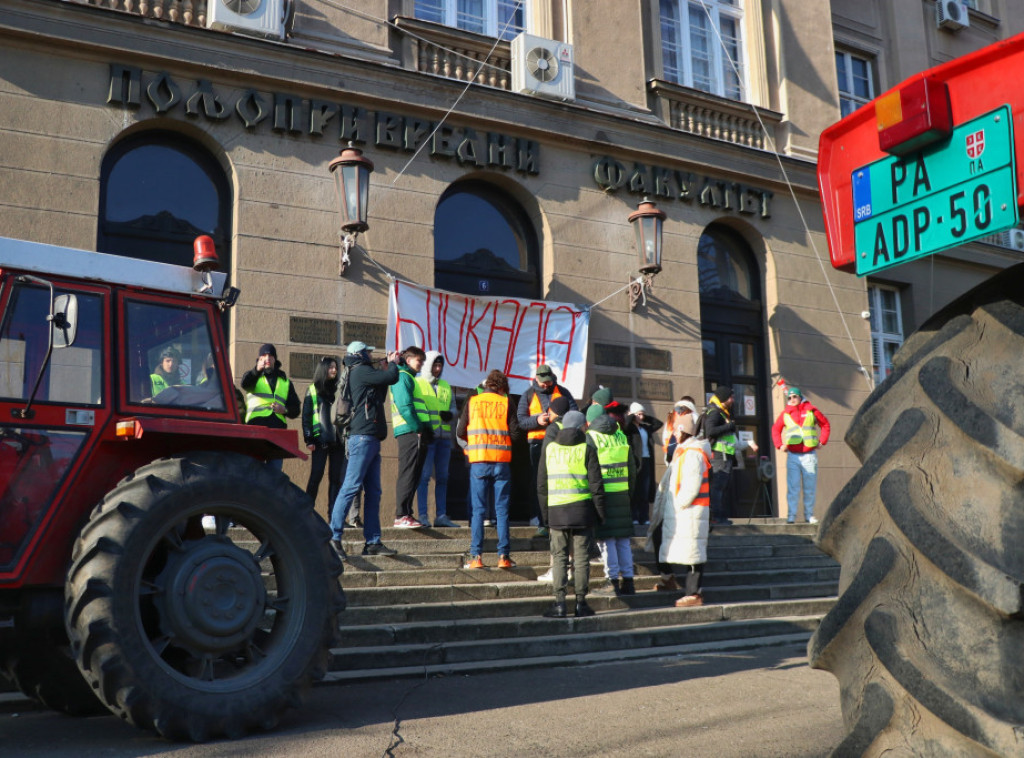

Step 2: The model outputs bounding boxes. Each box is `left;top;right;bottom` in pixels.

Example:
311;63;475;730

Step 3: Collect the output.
809;517;819;524
483;519;494;527
529;517;540;526
537;566;574;582
202;515;216;531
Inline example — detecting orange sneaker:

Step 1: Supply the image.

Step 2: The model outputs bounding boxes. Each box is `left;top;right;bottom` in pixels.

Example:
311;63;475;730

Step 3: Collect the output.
497;554;516;569
465;555;485;569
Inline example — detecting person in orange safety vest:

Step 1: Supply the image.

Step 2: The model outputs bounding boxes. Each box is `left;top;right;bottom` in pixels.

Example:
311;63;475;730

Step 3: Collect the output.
458;370;520;569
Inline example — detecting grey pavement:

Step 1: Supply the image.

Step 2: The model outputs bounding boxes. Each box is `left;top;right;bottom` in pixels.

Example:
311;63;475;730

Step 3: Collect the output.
2;643;843;757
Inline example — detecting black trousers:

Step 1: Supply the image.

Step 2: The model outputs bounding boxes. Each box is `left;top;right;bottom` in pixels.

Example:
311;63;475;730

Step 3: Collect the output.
305;442;346;521
395;433;429;519
528;440;544;522
632;457;654;523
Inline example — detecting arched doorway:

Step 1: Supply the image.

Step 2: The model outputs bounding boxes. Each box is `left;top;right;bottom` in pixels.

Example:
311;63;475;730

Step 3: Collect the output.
698;224;772;518
432;180;540;521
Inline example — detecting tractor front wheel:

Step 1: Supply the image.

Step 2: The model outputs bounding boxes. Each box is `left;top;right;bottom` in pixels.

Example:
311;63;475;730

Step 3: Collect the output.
65;452;344;741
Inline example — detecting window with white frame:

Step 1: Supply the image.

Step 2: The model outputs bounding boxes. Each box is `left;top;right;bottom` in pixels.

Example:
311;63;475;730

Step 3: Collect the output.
660;0;745;100
836;51;874;118
414;0;526;40
868;284;904;386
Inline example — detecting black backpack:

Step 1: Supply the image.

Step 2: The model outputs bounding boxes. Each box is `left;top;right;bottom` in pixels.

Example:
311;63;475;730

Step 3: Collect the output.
334;364;353;436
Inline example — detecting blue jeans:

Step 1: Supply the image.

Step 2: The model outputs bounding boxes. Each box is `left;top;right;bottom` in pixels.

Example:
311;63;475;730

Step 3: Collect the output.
786;451;818;521
331;435;383;544
469;462;511;557
417;438;451;522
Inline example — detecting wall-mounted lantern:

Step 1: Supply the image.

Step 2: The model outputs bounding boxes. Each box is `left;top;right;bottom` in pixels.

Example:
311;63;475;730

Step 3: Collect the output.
627;198;666;309
328;143;374;276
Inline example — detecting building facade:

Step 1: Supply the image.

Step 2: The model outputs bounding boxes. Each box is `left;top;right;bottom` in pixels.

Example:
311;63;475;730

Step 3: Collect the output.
1;0;1021;519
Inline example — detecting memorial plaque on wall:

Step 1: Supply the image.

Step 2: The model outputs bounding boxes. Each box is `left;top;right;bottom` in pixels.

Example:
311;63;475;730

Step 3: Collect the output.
290;316;338;345
635;347;672;372
593;343;631;368
637;377;674;401
289;351;332;380
343;321;387;349
594;373;633;400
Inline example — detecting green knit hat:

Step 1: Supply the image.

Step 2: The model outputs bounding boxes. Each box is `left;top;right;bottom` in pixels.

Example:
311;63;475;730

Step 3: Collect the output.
585;404;605;423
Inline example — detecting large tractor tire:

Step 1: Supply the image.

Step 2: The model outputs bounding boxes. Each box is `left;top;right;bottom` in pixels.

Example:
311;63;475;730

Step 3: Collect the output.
65;452;344;741
809;265;1024;756
0;593;106;715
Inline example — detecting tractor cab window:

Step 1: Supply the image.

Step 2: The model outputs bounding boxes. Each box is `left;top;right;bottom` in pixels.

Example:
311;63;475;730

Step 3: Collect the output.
124;299;225;411
0;283;103;405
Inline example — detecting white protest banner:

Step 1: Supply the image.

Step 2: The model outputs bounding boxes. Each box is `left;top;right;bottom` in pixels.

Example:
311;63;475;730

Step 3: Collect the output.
386;279;589;397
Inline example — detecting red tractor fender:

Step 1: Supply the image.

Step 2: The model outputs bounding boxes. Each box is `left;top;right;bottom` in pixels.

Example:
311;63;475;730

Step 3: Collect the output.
115;417;308;461
819;30;1024;272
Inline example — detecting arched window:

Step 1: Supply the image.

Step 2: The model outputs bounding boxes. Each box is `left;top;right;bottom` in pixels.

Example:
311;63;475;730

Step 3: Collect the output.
433;181;540;299
98;132;231;271
697;224;759;303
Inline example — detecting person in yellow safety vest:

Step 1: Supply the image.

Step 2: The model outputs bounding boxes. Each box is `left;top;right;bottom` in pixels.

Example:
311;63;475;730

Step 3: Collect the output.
703;386;739;526
517;364;579;537
389;346;432;529
587;404;637;597
149;346;183;399
771;386;831;525
537;410;606;619
456;370;520;569
240;343;301;473
415;351;460;528
301;356;345;521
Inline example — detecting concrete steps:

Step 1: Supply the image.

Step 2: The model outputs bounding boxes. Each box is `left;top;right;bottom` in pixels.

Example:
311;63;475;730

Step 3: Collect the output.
324;520;838;680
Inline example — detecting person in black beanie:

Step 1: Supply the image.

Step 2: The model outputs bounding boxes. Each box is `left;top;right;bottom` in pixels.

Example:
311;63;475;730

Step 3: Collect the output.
241;343;301;472
704;385;738;525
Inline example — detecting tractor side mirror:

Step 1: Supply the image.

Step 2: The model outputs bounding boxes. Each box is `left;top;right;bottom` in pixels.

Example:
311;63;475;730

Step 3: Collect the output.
52;293;78;349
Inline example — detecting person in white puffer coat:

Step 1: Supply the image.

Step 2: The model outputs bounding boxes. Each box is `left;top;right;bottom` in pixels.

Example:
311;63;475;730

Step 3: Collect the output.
650;414;713;607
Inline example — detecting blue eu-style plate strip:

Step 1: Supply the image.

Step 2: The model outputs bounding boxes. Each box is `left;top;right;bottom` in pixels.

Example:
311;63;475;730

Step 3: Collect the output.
852;168;872;222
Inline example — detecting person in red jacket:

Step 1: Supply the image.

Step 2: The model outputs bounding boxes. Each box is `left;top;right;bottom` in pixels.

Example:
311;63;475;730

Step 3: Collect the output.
771;386;830;524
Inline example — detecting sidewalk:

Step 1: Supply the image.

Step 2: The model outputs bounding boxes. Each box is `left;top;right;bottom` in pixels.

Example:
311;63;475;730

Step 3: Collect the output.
3;642;845;756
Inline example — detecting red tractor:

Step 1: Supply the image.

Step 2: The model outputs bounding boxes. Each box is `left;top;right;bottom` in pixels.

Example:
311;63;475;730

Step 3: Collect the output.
0;236;343;741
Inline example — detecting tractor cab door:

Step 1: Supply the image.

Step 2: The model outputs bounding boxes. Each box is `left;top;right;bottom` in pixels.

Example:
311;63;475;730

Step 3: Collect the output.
0;276;107;574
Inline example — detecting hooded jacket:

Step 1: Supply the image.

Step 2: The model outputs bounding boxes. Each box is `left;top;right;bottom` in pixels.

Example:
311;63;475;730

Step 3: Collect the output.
771;399;830;453
390;359;432;438
537;424;605;530
660;436;713;565
417;350;457;441
589;413;636;540
344;351;399;440
240;356;301;430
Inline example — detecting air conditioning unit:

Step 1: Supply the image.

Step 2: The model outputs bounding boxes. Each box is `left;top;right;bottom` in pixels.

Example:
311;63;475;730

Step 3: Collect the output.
511;33;575;102
936;0;970;32
1008;229;1024;251
207;0;286;40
